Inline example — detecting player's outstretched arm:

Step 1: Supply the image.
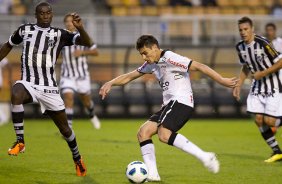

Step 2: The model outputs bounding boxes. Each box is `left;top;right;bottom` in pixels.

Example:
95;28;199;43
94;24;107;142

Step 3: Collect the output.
71;12;93;47
253;58;282;80
0;42;13;62
189;60;238;88
99;70;143;100
73;47;98;57
232;65;249;101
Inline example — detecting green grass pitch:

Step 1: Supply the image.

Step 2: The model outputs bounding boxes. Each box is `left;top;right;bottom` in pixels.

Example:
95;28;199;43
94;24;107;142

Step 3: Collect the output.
0;119;281;184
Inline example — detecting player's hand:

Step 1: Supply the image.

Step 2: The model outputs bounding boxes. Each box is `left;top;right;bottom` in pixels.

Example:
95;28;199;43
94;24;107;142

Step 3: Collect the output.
220;77;238;88
252;71;265;80
232;86;241;101
73;50;83;57
71;12;83;29
99;82;112;100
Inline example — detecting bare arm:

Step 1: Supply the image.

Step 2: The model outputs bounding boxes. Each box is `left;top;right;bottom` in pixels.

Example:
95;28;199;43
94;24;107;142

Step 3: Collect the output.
99;70;144;99
233;65;249;101
71;13;93;47
189;61;238;88
253;58;282;80
73;48;98;57
0;42;13;62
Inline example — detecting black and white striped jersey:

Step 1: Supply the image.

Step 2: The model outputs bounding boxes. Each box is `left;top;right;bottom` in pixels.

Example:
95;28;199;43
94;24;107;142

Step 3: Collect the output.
236;35;282;94
8;23;79;87
60;44;96;78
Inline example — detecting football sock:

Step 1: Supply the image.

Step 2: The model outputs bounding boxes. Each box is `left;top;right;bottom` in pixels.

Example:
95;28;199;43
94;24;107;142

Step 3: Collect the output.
169;133;207;162
65;108;73;129
65;130;81;161
11;104;24;143
140;139;159;177
86;101;95;118
275;119;282;127
259;125;282;154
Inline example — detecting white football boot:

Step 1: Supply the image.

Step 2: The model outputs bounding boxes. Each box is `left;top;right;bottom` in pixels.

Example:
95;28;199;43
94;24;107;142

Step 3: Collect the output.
91;115;101;129
203;152;220;174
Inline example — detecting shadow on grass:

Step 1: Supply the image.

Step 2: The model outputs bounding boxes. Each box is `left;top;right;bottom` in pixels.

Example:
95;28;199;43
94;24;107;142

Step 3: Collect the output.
221;153;265;160
34;176;100;184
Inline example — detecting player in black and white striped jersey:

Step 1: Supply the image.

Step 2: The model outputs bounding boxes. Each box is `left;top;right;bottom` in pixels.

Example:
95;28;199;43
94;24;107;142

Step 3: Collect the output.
0;2;91;176
233;17;282;163
60;13;101;130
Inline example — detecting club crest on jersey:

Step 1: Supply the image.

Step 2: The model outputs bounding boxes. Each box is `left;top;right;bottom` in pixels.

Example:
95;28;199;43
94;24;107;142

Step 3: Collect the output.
48;39;55;47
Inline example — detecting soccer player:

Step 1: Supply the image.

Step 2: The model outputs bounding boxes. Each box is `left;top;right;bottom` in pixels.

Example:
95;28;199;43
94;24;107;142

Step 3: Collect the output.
233;17;282;163
0;57;8;125
60;13;101;129
0;2;91;176
99;35;238;181
265;23;282;53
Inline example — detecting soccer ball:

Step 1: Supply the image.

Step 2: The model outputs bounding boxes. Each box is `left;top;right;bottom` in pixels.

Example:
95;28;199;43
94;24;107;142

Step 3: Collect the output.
125;161;148;183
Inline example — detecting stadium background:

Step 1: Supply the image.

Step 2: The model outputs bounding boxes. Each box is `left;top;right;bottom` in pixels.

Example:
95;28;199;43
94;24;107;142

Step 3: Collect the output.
1;0;282;119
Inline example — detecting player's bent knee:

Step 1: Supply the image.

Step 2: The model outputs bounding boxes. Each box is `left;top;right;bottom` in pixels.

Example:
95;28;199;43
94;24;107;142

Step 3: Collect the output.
137;127;152;142
158;130;170;143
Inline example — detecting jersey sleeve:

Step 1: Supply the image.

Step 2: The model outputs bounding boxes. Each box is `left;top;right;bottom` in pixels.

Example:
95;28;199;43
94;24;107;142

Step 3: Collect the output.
263;40;281;63
8;25;24;46
61;29;78;46
137;62;153;74
235;44;245;65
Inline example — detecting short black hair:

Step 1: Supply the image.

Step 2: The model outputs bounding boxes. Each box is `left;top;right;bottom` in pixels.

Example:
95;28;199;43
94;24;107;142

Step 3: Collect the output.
35;1;52;13
238;16;253;27
136;35;159;50
265;22;276;30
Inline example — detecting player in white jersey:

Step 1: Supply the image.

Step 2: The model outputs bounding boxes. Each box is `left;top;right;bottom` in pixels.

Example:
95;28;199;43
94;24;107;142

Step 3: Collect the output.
0;2;91;176
265;23;282;53
0;57;8;125
233;17;282;163
100;35;238;181
60;13;101;129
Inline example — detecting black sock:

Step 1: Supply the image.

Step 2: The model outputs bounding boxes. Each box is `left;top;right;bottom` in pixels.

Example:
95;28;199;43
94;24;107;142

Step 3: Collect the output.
65;131;81;161
11;105;25;143
260;127;282;154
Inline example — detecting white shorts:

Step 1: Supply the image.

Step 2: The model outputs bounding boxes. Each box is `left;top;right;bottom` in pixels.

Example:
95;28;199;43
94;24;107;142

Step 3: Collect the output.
247;92;282;118
59;76;91;94
15;80;65;113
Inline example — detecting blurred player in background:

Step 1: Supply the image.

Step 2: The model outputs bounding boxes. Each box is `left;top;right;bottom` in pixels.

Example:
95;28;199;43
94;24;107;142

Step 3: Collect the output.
100;35;238;182
0;57;9;125
234;17;282;163
265;23;282;53
60;13;101;130
0;2;91;176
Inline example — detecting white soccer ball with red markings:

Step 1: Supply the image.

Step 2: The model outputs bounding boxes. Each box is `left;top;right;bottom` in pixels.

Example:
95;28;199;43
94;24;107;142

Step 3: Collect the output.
126;161;148;183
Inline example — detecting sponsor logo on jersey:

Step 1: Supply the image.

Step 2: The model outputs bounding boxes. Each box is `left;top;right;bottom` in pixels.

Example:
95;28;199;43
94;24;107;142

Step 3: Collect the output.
167;58;188;69
44;89;59;94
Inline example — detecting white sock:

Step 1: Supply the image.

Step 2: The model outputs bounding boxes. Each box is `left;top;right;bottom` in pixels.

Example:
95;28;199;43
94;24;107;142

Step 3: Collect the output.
173;134;207;163
275;119;281;127
140;143;159;177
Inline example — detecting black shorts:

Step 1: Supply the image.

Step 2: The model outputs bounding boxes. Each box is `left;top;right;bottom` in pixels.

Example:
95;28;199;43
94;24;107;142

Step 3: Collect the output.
149;100;194;132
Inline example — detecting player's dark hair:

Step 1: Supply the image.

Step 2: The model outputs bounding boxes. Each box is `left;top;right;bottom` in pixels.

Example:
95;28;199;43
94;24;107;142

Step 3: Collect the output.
238;16;253;27
136;35;159;50
64;13;72;22
265;22;276;30
35;1;52;13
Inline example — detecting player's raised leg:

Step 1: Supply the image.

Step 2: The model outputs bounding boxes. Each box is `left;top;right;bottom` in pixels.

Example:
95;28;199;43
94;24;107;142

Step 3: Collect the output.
8;83;32;156
79;93;101;129
46;110;87;176
158;125;219;173
137;121;160;181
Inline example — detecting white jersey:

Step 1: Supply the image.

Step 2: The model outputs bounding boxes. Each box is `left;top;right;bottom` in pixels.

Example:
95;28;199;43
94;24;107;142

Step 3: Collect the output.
272;37;282;53
137;50;194;107
0;58;8;87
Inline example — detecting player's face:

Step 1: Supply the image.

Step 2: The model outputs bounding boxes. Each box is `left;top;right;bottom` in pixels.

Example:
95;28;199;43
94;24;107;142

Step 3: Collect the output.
239;23;254;44
265;26;276;41
138;45;160;64
64;16;76;32
35;5;53;28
